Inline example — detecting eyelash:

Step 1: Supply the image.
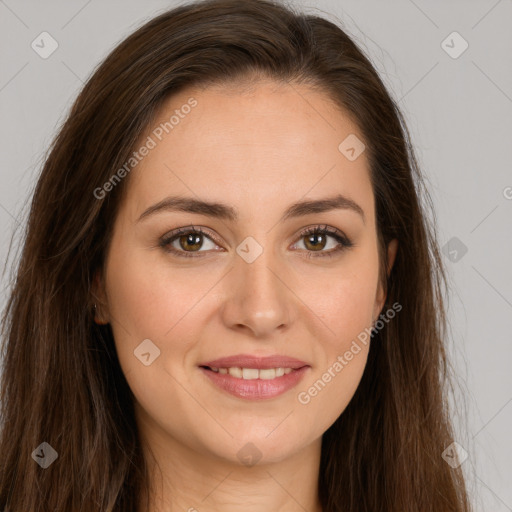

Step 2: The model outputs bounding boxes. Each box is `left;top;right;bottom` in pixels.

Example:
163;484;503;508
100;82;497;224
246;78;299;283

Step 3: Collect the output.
159;224;354;259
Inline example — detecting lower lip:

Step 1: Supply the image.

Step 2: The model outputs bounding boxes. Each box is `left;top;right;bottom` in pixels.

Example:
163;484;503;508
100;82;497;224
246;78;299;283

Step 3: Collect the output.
199;366;310;400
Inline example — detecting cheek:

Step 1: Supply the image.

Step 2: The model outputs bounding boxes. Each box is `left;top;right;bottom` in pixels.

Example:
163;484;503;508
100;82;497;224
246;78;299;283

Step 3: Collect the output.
298;253;380;346
296;343;370;441
103;248;207;438
104;245;212;341
103;246;223;402
295;310;372;440
291;252;378;432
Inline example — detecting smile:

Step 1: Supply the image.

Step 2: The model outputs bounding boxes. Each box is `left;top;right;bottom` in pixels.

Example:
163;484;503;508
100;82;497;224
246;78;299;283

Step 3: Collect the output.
199;365;310;400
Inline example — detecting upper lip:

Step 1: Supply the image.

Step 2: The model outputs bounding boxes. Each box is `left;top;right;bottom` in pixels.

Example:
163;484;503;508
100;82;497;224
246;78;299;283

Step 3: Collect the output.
199;354;310;370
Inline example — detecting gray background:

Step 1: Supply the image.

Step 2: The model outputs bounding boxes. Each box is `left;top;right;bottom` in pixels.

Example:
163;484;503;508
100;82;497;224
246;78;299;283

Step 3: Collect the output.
1;0;511;509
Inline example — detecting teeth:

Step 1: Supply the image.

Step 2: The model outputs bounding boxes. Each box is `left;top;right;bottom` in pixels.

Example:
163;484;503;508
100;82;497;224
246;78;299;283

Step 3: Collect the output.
242;368;259;380
228;367;243;378
259;368;277;380
209;366;295;379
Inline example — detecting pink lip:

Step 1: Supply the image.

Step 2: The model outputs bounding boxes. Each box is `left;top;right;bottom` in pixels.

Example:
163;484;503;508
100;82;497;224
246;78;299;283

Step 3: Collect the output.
200;365;310;400
199;354;310;370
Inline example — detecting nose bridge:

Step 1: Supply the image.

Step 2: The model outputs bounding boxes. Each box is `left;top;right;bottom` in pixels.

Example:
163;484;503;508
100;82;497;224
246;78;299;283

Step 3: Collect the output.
221;238;293;336
240;249;281;300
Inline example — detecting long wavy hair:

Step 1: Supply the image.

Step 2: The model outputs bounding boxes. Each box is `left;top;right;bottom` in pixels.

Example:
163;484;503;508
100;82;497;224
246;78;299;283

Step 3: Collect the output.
0;0;472;510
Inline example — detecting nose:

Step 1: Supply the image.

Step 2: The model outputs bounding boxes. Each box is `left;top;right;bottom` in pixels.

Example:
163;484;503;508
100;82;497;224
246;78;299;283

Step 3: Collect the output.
220;250;295;338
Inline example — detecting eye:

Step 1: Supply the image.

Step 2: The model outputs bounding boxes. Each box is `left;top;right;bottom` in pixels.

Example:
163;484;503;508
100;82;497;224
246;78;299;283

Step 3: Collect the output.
159;226;222;258
292;224;354;258
159;224;354;259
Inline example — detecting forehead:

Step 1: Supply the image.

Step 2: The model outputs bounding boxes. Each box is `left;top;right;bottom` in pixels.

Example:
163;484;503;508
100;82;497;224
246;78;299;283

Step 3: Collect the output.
121;80;374;224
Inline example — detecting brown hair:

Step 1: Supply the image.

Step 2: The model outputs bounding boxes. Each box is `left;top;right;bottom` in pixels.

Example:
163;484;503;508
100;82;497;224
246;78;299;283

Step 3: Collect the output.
0;0;472;510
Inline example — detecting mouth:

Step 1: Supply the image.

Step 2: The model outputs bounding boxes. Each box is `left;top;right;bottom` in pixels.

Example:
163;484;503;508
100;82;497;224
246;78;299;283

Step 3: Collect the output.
198;364;310;400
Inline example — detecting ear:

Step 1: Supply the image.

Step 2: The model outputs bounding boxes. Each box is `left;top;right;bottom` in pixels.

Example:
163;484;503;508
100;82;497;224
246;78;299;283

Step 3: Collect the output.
373;238;398;322
91;268;110;325
385;238;398;277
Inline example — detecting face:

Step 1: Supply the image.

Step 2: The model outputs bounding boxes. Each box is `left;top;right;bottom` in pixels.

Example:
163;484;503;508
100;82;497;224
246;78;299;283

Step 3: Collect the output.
94;79;397;466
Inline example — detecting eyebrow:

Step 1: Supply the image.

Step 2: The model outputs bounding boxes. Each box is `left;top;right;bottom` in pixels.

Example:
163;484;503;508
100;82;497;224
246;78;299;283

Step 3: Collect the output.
137;194;365;225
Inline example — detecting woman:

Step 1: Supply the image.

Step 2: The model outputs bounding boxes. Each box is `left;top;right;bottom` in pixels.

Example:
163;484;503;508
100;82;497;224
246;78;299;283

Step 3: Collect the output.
0;0;472;510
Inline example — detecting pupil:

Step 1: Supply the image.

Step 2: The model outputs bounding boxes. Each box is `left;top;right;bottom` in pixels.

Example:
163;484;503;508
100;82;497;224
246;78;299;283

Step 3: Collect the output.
181;233;202;251
306;233;325;251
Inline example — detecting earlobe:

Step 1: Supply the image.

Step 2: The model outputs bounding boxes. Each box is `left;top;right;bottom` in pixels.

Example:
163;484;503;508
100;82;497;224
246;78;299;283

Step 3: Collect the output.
93;305;109;326
374;238;399;323
91;270;109;325
387;238;398;277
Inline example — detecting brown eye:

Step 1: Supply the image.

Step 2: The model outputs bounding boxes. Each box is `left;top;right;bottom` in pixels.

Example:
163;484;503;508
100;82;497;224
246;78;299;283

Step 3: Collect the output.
159;226;221;258
303;232;328;251
293;225;354;258
177;232;203;252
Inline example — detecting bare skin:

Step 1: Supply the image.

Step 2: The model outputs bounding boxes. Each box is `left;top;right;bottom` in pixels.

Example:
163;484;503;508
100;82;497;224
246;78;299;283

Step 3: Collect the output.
93;79;398;512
